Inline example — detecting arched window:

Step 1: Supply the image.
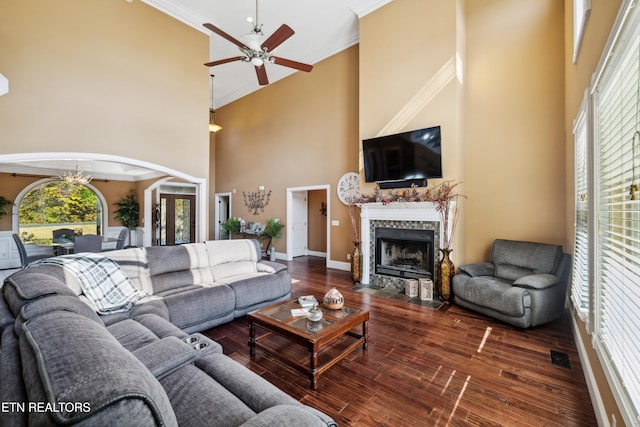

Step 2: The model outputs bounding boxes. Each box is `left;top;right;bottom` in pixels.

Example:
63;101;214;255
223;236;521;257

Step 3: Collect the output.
17;180;103;244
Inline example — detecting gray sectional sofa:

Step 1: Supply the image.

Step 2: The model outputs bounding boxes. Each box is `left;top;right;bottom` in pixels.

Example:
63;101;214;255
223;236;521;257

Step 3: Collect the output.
0;239;337;426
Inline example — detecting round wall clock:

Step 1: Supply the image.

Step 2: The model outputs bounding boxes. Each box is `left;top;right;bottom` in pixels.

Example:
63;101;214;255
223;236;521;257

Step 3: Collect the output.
337;172;360;205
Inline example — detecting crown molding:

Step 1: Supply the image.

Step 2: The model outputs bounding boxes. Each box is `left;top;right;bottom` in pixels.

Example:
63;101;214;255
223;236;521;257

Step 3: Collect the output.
140;0;208;33
349;0;392;19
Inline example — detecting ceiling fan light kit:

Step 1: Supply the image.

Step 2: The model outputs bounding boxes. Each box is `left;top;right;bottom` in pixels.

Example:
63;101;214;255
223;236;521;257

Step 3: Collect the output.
203;0;313;86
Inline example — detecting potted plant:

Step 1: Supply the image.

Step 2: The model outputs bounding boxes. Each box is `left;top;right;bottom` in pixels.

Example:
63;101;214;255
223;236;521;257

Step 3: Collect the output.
220;217;241;239
262;218;284;261
114;190;140;248
0;196;13;220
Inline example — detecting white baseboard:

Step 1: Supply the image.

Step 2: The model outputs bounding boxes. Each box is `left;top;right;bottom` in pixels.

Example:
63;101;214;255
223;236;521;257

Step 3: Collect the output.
307;250;327;258
327;259;350;271
571;311;609;427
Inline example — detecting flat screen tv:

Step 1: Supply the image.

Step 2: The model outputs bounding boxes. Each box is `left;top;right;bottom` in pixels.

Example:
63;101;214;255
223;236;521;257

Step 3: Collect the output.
362;125;442;186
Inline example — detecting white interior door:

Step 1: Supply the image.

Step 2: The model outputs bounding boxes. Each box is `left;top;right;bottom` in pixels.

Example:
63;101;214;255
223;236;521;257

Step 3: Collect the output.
291;191;308;257
214;193;230;240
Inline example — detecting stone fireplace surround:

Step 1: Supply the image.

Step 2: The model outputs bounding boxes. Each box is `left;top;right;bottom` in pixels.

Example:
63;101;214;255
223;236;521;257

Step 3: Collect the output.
360;202;446;290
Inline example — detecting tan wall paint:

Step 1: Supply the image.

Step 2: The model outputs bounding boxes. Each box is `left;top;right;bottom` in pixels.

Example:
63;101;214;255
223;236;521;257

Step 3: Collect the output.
564;0;624;424
359;0;462;262
462;0;566;264
0;0;209;180
214;46;359;260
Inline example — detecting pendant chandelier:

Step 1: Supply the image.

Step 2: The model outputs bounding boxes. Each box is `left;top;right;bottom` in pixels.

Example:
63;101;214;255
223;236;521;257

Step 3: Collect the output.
60;164;92;185
209;74;222;133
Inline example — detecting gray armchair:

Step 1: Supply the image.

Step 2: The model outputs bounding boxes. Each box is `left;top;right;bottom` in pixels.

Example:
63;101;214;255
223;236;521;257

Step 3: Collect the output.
452;239;571;328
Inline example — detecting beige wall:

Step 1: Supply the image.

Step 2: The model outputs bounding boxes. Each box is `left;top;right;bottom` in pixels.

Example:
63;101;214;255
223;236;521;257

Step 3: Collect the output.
359;0;464;257
213;46;359;260
0;0;209;186
360;0;565;266
462;0;566;264
563;0;624;424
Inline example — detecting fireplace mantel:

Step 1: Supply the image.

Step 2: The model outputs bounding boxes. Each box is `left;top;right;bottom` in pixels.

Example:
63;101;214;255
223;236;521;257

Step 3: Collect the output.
359;202;446;287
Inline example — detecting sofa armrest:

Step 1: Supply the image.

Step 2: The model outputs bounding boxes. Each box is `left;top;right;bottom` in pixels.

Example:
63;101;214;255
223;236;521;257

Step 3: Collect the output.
258;260;287;274
240;404;338;427
132;334;222;378
458;262;495;277
513;273;560;290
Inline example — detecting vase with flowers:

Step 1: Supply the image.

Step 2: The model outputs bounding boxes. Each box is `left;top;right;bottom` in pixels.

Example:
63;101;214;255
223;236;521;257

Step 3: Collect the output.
424;181;465;303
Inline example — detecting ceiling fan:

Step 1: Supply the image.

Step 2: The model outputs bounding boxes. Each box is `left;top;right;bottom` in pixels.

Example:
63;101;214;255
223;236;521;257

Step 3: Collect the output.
203;0;313;86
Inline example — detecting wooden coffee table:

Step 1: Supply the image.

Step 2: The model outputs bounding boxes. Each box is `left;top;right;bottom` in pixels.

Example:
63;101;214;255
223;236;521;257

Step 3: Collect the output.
248;297;369;390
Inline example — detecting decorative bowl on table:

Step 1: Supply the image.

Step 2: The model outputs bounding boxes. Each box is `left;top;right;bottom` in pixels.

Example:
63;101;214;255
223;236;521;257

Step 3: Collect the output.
323;287;344;310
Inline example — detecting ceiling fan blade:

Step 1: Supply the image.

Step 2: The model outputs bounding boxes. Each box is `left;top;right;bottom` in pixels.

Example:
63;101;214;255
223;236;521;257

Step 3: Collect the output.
262;24;295;52
203;23;247;49
255;65;269;86
204;56;245;67
272;57;313;73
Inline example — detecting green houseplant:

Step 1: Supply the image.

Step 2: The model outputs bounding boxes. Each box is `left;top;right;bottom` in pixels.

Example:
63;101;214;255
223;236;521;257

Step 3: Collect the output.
114;191;140;248
0;196;13;220
262;218;284;261
220;217;241;239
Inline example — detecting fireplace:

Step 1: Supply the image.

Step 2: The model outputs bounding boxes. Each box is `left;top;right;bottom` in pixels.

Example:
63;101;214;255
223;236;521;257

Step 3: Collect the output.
375;228;434;280
359;202;446;289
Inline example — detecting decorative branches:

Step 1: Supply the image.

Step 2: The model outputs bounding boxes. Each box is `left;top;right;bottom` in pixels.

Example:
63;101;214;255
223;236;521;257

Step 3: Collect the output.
423;181;465;250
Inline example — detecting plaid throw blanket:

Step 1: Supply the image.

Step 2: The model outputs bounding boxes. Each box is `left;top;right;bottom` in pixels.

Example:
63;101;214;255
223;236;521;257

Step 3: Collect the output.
30;253;145;315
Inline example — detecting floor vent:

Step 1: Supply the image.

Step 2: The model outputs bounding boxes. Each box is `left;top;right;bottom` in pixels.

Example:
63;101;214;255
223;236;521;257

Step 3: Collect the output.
550;350;571;368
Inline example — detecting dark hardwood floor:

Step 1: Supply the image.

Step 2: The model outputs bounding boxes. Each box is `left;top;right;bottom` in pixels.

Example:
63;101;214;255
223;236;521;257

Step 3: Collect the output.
204;256;597;426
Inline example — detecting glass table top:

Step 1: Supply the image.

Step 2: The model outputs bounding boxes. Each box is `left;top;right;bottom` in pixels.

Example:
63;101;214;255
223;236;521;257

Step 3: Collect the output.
257;299;360;334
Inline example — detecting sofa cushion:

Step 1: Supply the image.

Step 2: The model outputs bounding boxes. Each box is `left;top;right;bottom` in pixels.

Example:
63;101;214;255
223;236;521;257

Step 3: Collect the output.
206;240;259;281
3;270;78;317
241;405;337;427
156;284;235;332
454;276;531;317
458;262;495;277
160;363;257;426
226;273;292;311
491;239;562;281
29;254;145;315
0;327;27;427
513;273;560;290
20;294;103;325
195;353;300;411
146;244;214;294
105;247;154;295
107;318;164;351
19;311;178;426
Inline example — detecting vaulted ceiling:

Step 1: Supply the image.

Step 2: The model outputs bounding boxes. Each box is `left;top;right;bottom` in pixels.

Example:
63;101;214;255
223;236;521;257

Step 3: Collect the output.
144;0;390;107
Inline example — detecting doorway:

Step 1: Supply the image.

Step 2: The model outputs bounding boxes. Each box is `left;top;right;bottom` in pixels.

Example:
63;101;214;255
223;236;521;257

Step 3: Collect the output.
159;194;196;245
286;185;329;265
291;191;308;257
214;193;231;240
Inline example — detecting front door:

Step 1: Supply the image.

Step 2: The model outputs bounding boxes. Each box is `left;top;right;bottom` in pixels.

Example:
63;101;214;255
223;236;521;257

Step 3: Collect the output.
159;194;196;245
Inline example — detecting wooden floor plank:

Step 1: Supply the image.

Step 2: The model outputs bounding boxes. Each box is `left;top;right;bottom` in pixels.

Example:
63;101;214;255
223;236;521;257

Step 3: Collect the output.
204;256;597;426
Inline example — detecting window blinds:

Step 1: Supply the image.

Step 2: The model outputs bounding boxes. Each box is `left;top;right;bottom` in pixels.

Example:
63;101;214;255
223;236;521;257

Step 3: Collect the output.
593;4;640;422
572;101;590;317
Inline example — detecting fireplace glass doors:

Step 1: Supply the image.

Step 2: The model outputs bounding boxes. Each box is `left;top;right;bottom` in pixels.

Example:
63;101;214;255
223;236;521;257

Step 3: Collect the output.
374;227;435;280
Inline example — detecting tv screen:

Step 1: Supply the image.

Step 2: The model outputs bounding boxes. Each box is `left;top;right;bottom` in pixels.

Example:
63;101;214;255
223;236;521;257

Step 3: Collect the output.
362;125;442;184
